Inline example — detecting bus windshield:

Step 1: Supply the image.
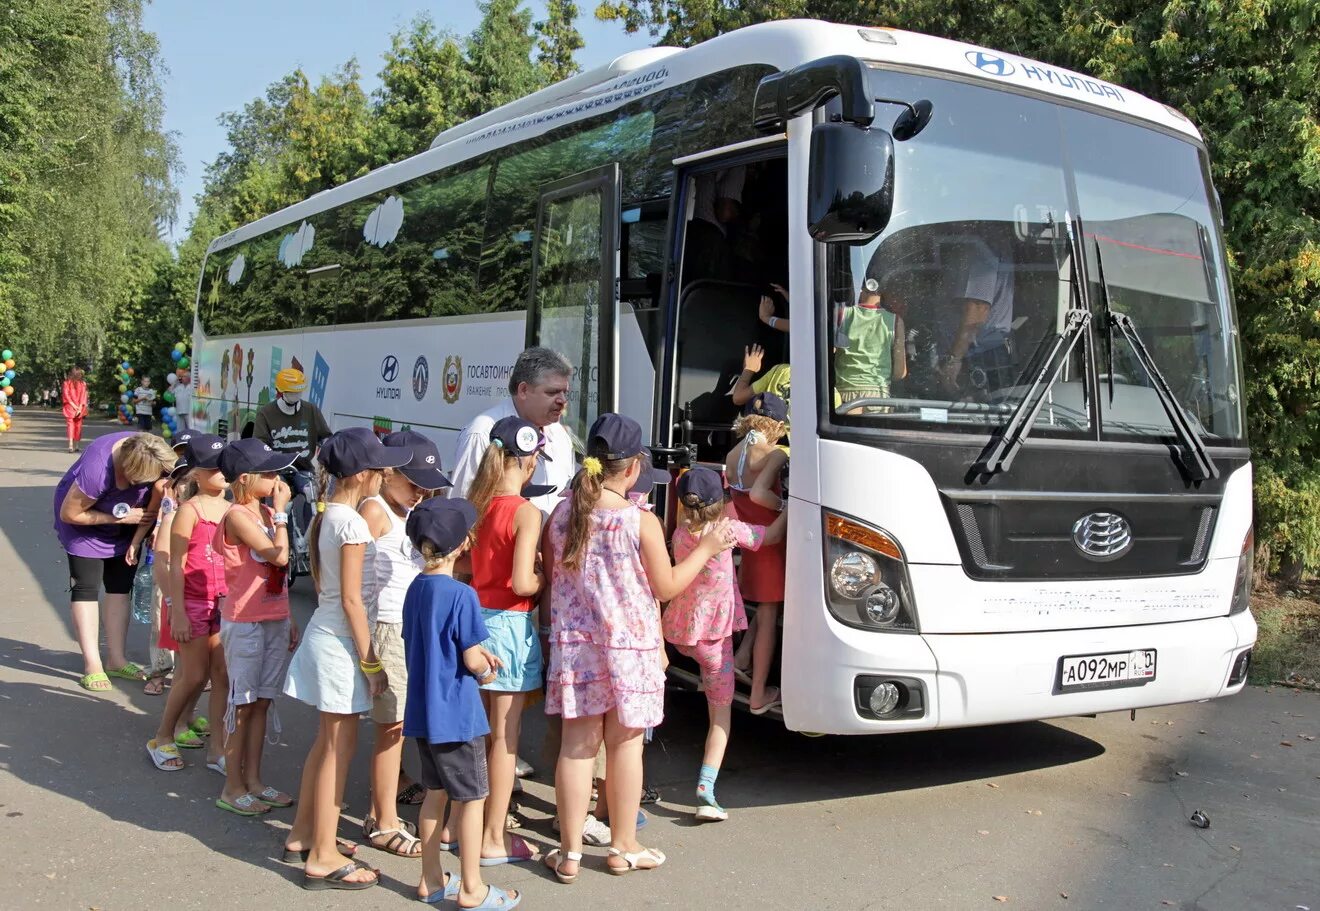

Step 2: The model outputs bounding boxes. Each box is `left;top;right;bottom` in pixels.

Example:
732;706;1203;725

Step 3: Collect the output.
825;69;1244;443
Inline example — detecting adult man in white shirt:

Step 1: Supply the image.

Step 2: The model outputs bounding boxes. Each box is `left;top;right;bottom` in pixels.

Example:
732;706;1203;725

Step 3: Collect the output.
450;347;575;517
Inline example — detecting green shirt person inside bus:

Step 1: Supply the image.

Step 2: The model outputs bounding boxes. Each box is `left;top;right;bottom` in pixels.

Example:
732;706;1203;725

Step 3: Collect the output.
834;277;908;412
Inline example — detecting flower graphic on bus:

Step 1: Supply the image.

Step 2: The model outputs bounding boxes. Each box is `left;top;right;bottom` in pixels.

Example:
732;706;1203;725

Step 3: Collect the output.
226;253;245;286
363;195;404;247
442;355;462;404
278;221;315;267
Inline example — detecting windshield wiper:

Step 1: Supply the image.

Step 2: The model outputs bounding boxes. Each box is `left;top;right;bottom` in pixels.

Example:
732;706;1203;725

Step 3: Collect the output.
1106;310;1219;481
975;307;1092;476
1091;239;1219;480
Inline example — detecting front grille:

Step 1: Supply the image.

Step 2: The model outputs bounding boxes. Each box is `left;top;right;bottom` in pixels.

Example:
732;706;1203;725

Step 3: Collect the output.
942;492;1220;581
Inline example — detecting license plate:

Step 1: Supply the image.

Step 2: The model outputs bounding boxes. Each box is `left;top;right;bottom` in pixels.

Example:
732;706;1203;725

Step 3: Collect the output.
1057;649;1156;693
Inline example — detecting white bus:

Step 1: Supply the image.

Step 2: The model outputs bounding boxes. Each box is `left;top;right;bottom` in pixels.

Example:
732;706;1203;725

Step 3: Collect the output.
192;19;1256;734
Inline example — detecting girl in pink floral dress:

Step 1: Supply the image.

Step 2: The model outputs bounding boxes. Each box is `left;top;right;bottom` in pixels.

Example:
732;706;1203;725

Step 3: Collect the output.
663;467;785;822
541;414;733;884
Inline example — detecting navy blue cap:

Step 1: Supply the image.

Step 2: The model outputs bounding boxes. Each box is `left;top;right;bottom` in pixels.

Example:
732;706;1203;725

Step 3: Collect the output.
320;427;412;478
586;413;646;461
491;416;551;460
406;496;477;556
629;448;671;495
171;428;197;452
218;437;297;482
743;391;788;423
677;466;725;508
384;430;451;490
175;433;226;475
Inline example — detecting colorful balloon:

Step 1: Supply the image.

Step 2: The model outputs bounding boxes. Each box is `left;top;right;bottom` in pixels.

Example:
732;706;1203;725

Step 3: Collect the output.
165;373;178;386
174;342;186;353
161;426;172;439
1;349;11;360
177;356;190;369
170;349;182;362
0;378;8;388
3;360;13;370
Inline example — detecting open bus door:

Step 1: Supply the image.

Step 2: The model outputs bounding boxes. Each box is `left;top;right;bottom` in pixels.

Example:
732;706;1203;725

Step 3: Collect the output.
526;163;621;443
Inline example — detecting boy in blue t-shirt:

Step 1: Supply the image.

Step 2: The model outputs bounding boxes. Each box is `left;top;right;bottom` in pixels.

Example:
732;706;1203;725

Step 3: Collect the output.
402;497;521;909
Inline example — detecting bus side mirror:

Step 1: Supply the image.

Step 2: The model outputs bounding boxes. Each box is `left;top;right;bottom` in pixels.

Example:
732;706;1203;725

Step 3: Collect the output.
808;122;894;245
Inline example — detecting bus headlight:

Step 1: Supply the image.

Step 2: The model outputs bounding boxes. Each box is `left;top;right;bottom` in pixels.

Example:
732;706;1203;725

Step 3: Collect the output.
823;512;918;632
1229;527;1253;616
830;552;880;599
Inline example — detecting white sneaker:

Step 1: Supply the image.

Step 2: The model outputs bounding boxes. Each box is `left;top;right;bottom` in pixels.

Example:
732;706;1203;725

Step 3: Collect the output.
514;756;535;778
695;804;728;823
552;813;613;846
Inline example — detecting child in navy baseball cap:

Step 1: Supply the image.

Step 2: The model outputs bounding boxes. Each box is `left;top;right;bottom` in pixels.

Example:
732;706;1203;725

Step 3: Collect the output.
399;496;519;909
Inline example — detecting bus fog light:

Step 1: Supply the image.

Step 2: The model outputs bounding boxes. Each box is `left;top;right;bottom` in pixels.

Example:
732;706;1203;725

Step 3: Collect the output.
868;682;901;716
863;585;900;624
830;551;879;599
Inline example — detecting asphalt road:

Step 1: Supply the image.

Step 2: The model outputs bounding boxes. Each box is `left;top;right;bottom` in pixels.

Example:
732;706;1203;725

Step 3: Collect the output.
1;410;1317;911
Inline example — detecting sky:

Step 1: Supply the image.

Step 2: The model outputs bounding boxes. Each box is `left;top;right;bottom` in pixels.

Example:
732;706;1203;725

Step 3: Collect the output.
143;1;654;245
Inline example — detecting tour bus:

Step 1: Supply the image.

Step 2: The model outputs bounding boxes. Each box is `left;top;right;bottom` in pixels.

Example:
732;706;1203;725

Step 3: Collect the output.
192;19;1255;734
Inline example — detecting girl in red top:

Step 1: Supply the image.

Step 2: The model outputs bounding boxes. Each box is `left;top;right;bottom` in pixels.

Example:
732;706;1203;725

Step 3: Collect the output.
465;415;549;866
61;366;89;452
213;438;301;816
148;434;230;773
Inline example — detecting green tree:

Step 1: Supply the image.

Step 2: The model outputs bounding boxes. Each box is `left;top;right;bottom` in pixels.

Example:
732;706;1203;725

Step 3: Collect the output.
371;15;475;163
537;0;586;82
0;0;177;390
466;0;543;118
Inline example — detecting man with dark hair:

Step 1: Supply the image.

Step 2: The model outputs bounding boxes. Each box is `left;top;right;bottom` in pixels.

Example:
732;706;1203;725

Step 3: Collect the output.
449;346;575;517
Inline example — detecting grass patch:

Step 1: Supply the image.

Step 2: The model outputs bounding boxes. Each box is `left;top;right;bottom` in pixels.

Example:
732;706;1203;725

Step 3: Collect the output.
1249;581;1320;688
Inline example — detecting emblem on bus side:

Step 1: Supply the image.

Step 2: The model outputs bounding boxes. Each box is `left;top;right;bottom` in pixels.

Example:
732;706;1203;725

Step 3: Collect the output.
1071;512;1133;561
442;355;462;404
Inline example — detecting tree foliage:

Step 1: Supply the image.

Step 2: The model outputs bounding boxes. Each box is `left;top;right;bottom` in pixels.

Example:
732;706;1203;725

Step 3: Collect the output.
598;0;1320;572
0;0;179;391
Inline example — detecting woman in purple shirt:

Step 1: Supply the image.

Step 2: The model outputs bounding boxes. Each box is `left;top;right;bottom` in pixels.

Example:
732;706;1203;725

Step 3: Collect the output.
53;431;178;691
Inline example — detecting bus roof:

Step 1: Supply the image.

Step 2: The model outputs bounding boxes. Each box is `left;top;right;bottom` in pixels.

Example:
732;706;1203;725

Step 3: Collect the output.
208;19;1198;255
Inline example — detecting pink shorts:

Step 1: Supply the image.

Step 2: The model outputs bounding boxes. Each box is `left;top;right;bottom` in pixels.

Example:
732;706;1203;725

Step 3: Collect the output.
183;597;221;639
676;638;734;707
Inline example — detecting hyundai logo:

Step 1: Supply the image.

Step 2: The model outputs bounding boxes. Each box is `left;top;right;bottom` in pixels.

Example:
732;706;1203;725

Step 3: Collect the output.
381;355;399;383
966;50;1015;77
1072;512;1133;561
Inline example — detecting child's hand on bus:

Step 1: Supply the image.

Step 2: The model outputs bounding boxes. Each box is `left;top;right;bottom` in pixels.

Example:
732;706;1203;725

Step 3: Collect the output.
743;344;765;373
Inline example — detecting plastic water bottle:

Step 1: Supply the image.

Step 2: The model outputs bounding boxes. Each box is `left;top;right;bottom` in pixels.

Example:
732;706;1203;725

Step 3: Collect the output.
131;553;155;625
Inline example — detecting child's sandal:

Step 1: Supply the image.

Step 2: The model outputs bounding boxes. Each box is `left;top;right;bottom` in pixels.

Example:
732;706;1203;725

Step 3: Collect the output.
366;825;422;857
543;848;582;884
606;846;666;875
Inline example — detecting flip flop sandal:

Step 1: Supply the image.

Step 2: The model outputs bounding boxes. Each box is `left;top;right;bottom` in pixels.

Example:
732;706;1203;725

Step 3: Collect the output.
146;739;184;771
206;756;226;775
217;794;271;817
174;729;205;749
465;884;522;909
641;784;661;804
280;839;358;863
366;825;422;857
253;786;294;808
478;834;536;866
106;662;147;681
189;716;210;736
749;687;781;716
78;672;111;692
142;675;166;696
607;846;666;875
302;862;378;891
544;849;582;884
395;782;425;805
419;873;461;905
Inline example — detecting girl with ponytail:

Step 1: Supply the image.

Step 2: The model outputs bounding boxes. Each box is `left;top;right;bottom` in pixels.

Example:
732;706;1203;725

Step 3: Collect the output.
541;414;735;884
